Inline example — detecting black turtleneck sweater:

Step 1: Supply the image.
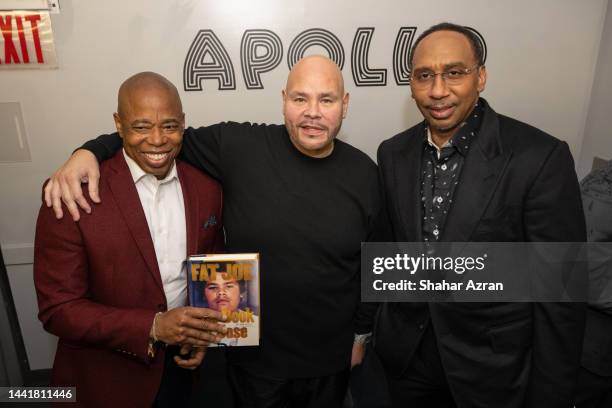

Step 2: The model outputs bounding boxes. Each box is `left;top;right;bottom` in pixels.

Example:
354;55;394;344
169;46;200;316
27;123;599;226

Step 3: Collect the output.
82;122;384;378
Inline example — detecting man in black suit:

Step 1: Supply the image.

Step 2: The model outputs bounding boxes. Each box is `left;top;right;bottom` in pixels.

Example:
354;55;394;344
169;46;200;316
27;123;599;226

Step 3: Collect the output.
375;22;586;408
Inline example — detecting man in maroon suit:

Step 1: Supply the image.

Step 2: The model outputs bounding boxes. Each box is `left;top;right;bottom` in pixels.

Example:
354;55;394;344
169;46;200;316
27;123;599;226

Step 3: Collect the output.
34;72;227;407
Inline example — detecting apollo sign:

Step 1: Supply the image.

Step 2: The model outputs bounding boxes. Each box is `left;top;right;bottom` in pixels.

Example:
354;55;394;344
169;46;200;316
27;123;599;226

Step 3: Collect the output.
183;27;487;91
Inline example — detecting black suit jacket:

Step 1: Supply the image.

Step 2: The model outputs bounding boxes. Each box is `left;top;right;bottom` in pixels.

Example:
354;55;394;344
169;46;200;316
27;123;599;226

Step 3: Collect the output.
375;99;586;408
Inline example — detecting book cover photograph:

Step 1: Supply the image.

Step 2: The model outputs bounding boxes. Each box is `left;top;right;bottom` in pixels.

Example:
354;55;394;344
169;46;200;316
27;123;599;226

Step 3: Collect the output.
187;253;260;347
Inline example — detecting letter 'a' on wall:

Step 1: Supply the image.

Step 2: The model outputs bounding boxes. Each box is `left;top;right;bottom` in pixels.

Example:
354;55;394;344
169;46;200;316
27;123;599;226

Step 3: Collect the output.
0;10;57;69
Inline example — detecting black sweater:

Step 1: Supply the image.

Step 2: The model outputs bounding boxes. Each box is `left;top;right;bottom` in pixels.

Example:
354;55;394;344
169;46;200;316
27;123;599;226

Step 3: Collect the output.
83;122;383;377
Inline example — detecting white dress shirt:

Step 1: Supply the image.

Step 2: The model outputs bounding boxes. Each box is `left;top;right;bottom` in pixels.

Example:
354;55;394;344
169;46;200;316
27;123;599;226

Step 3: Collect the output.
123;150;187;310
426;127;452;159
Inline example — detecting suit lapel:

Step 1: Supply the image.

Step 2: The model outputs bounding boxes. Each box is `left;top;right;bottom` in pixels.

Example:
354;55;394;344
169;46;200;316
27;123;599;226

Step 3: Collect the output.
442;101;512;242
177;162;199;256
106;153;164;293
393;127;424;241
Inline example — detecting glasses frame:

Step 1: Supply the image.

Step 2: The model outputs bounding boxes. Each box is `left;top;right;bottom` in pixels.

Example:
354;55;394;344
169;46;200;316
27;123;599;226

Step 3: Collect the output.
410;64;481;87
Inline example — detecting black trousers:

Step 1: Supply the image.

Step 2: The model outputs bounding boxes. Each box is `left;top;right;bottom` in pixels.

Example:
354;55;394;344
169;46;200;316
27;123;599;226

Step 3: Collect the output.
575;366;612;408
386;324;456;408
228;364;349;408
153;346;193;408
350;343;392;408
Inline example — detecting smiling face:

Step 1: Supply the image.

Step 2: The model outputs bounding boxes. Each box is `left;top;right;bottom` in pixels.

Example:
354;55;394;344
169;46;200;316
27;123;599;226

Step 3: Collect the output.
204;274;241;312
282;55;349;158
410;30;486;140
114;73;185;179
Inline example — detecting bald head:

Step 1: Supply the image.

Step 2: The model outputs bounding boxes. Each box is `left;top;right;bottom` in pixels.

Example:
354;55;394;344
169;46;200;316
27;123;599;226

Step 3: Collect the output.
117;71;182;118
282;55;349;158
285;55;345;95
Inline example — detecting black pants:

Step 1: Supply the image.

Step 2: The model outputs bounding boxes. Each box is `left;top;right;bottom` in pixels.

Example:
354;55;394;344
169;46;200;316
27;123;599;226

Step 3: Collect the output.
228;364;349;408
575;366;612;408
350;343;392;408
386;324;456;408
153;346;193;408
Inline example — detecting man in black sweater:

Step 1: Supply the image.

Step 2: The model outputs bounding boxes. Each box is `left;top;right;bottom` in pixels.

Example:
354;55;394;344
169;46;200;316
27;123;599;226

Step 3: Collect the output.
44;55;384;407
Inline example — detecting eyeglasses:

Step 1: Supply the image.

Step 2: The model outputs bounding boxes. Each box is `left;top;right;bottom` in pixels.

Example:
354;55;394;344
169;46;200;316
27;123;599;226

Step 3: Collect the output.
411;65;480;88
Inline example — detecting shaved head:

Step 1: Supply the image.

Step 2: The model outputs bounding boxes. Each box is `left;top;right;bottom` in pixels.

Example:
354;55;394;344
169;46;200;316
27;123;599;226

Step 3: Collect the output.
285;55;345;95
117;71;182;118
282;55;349;158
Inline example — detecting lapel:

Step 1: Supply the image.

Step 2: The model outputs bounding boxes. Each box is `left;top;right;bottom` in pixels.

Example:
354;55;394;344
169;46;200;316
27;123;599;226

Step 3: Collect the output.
442;100;513;242
177;161;199;256
106;152;164;293
393;125;425;241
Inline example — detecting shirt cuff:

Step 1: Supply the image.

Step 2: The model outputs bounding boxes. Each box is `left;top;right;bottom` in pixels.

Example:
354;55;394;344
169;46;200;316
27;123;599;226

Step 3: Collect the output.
353;332;372;345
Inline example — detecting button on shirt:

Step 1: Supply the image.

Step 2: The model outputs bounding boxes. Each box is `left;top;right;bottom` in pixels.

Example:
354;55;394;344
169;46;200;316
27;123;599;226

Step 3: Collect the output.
123;150;187;310
420;101;483;242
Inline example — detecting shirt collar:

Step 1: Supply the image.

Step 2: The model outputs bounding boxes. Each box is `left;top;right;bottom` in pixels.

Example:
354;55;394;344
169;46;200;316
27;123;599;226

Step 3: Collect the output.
426;128;450;151
423;98;484;157
122;149;178;185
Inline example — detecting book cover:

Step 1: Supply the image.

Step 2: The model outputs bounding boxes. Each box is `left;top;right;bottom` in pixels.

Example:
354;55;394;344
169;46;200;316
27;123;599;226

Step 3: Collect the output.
187;253;260;347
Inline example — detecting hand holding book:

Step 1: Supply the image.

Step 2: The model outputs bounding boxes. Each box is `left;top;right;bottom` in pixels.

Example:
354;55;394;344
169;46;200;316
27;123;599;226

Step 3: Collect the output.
151;306;227;347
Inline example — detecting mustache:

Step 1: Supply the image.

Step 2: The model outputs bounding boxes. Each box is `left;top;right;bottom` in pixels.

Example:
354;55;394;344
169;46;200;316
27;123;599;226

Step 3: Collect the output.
298;121;327;129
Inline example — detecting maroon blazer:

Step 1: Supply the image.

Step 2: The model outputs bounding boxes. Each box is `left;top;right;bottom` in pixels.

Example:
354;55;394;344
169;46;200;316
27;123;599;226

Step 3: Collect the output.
34;152;223;408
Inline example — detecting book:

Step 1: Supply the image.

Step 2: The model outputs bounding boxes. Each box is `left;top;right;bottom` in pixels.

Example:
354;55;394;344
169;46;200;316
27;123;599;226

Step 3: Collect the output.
186;253;260;347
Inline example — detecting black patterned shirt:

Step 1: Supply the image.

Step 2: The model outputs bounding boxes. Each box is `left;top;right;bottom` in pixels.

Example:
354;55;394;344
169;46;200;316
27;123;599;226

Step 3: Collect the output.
421;101;484;242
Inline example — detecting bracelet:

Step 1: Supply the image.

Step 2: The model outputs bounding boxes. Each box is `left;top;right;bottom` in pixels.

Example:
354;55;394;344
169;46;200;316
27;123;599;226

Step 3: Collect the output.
152;312;163;343
353;333;372;345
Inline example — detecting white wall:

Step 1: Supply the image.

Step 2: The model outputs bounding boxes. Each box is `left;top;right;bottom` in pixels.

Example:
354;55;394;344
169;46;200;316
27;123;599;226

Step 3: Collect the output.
0;0;608;370
578;0;612;178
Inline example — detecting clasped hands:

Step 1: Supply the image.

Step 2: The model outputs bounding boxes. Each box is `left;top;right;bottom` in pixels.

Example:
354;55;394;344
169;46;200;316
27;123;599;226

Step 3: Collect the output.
151;306;227;370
